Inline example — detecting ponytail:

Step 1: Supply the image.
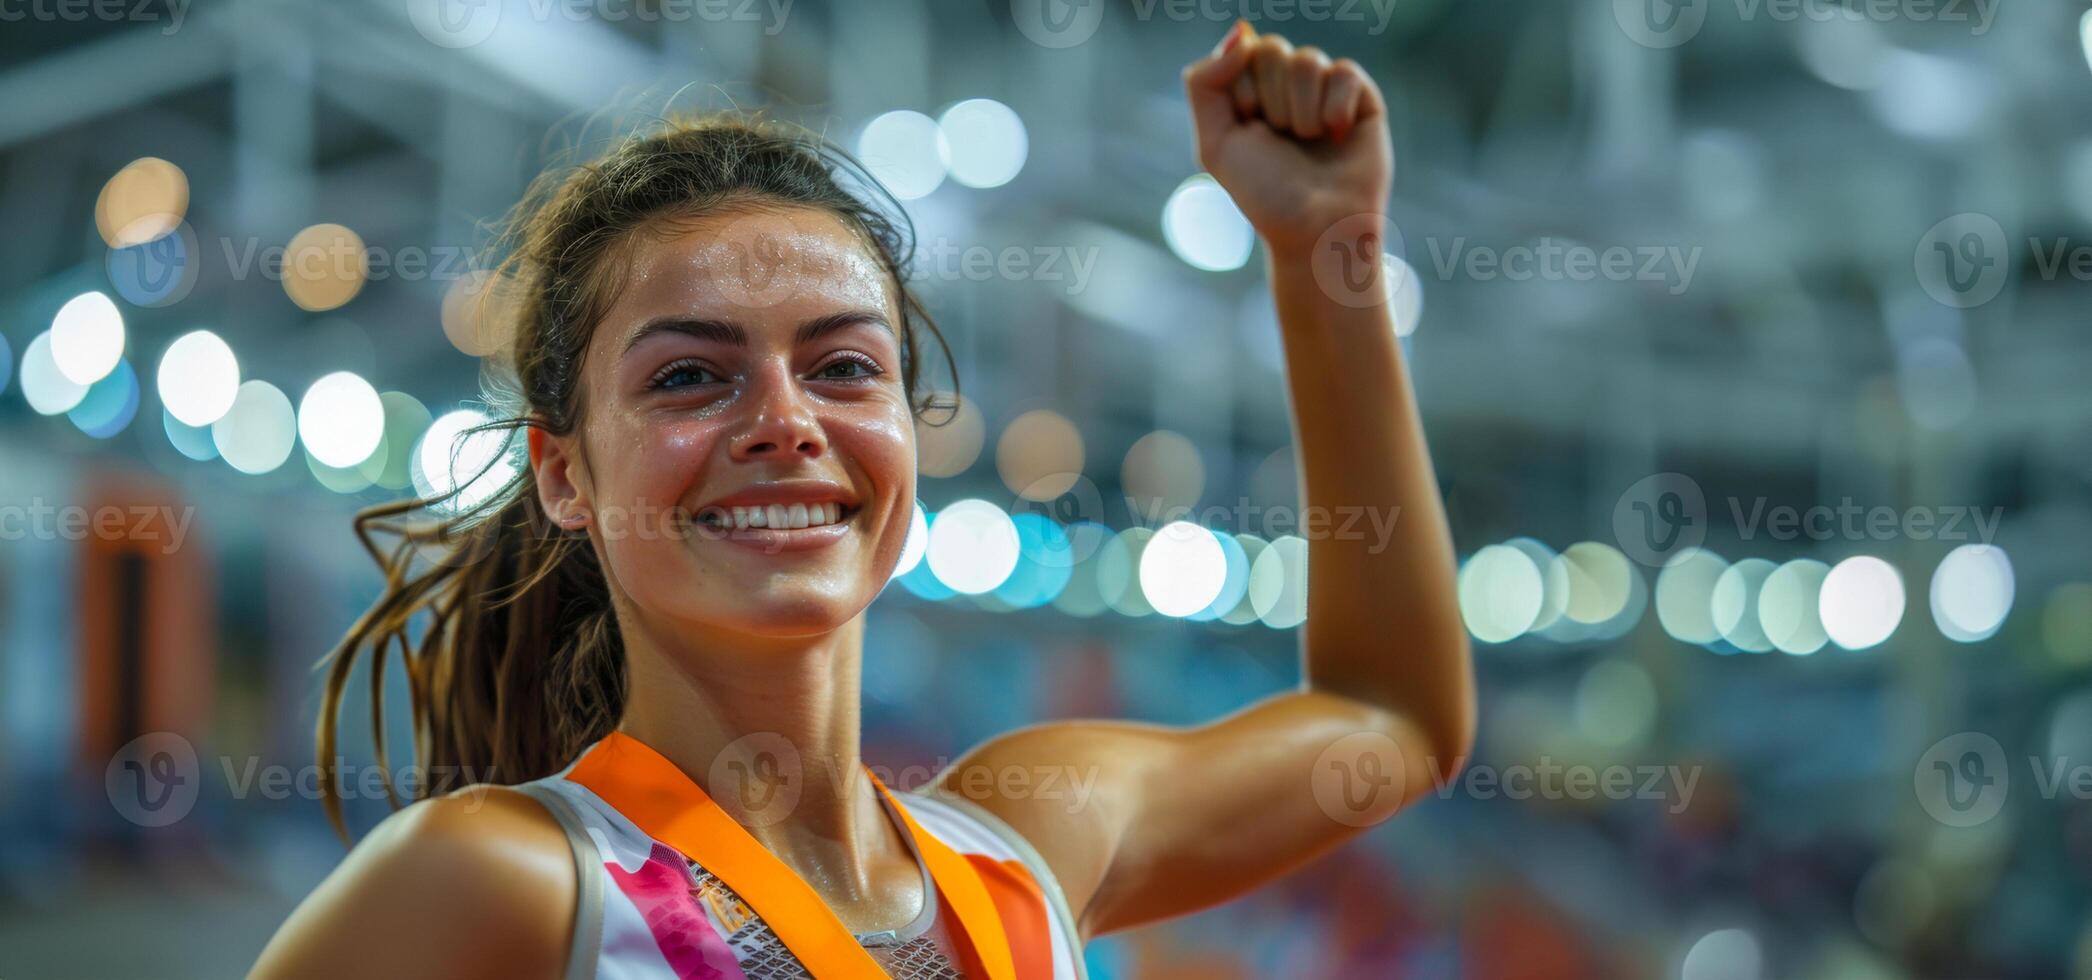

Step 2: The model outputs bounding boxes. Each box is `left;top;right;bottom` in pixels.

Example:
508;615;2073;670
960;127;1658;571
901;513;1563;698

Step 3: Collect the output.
317;453;623;841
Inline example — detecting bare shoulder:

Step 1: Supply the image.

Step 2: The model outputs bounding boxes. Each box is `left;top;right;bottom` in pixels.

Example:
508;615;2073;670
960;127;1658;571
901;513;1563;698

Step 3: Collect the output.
248;785;577;980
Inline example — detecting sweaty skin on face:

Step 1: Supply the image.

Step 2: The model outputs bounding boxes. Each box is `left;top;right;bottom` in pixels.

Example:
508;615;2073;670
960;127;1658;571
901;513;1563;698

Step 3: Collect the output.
552;206;918;637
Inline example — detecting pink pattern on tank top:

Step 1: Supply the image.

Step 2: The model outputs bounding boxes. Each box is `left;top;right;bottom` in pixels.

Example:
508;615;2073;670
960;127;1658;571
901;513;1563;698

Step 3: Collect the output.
605;843;750;980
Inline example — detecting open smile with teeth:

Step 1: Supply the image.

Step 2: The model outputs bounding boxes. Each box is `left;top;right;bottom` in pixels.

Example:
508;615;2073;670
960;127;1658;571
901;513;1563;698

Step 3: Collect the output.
701;503;851;531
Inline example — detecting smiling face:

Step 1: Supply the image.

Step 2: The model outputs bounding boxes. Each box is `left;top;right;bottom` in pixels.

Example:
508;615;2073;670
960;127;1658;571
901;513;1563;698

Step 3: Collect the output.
531;205;917;638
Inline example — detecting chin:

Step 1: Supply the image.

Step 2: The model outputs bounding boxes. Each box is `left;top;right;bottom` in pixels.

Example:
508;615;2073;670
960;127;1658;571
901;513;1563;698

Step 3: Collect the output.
716;588;868;637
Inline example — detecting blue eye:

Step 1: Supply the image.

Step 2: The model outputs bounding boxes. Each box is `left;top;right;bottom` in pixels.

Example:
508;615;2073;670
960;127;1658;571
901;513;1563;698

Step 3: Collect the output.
649;360;722;389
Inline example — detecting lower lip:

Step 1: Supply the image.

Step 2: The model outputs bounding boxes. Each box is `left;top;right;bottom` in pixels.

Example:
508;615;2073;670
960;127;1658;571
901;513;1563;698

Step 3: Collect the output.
699;512;854;554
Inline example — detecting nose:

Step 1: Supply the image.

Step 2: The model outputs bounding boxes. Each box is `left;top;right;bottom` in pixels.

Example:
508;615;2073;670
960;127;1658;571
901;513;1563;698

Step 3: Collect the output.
728;367;827;461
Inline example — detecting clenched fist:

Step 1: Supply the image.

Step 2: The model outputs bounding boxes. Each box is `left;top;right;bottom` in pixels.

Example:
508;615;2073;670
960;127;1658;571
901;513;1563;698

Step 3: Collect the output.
1182;21;1393;257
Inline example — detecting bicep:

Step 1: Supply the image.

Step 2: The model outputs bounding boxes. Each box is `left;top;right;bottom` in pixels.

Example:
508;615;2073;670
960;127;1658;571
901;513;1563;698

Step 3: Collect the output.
935;690;1444;942
248;789;575;980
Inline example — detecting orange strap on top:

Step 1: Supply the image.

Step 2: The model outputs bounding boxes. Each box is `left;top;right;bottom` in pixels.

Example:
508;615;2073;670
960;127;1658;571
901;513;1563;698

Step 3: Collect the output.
566;731;1031;980
965;855;1057;980
866;771;1019;980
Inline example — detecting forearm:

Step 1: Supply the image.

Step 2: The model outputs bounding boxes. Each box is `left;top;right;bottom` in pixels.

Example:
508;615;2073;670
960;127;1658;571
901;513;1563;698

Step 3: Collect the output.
1265;242;1473;762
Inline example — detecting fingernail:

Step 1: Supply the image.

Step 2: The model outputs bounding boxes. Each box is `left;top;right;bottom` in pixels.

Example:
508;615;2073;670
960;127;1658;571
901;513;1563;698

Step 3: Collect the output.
1217;19;1246;55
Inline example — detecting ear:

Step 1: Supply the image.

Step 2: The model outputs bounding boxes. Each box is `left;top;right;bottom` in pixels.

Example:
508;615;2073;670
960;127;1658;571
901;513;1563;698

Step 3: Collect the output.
529;425;592;530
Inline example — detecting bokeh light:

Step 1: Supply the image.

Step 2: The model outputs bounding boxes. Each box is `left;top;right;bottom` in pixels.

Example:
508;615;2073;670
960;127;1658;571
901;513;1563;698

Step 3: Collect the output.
1711;558;1778;653
413;408;520;513
1820;556;1905;651
67;358;139;439
938;99;1027;189
50;291;125;386
857;110;948;201
1219;534;1269;625
1680;927;1763;980
1121;429;1203;522
1557;541;1634;625
1093;527;1155;617
1140;521;1227;618
1575;658;1657;748
95;156;188;247
991;513;1075;608
283;223;368;312
213;380;298;475
1655;548;1731;647
20;331;90;415
917;393;985;478
1759;559;1831;656
925;498;1019;594
890;501;929;580
1162;173;1254;272
361;391;433;491
1249;533;1307;629
1504;537;1569;633
297;371;385;468
440;269;517;358
163;408;218;462
1930;544;2014;643
156;330;241;427
1459;544;1543;643
996;409;1084;500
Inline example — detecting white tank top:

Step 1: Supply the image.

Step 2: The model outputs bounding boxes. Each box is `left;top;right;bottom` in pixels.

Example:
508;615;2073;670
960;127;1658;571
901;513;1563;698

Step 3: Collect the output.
511;760;1089;979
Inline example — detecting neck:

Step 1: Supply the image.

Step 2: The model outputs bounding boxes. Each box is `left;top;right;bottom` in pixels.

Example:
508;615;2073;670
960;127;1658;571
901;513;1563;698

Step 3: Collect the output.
615;613;920;927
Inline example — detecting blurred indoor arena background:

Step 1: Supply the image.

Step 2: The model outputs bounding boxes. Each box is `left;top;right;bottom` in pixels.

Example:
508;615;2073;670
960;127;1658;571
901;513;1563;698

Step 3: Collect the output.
2;0;2090;977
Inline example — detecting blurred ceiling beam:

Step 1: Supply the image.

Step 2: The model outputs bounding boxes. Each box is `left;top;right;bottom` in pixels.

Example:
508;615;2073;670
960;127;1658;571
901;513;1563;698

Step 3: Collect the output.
0;23;228;150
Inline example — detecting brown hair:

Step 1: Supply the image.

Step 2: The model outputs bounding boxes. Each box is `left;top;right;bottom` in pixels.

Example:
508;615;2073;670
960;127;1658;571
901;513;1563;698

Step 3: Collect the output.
316;114;953;839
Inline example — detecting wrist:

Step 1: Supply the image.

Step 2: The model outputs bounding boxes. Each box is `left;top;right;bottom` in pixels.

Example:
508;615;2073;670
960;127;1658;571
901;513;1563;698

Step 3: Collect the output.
1257;199;1392;265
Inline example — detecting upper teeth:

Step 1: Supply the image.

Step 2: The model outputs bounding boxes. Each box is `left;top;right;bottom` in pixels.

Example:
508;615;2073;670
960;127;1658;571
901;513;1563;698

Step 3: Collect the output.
720;503;844;530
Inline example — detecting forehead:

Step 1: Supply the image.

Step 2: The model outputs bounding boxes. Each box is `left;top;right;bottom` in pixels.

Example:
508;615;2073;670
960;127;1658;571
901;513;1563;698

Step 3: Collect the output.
604;206;896;338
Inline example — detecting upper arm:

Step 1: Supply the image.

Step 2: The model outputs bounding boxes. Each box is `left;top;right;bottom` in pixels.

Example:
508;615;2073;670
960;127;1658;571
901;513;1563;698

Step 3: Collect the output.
248;786;577;980
932;690;1453;943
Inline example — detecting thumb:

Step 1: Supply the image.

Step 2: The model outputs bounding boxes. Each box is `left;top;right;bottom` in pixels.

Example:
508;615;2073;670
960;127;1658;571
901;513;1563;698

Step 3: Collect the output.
1182;21;1254;150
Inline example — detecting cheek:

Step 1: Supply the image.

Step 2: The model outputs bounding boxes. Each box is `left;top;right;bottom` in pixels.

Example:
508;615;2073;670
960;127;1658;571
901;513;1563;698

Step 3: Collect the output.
595;414;729;509
834;407;914;490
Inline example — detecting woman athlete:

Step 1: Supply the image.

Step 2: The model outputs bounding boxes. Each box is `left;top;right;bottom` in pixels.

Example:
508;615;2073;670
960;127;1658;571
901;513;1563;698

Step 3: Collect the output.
252;21;1472;979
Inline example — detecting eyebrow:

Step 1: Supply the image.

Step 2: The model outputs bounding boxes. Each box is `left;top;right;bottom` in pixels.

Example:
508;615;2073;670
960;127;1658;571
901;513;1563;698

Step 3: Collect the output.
621;310;894;357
